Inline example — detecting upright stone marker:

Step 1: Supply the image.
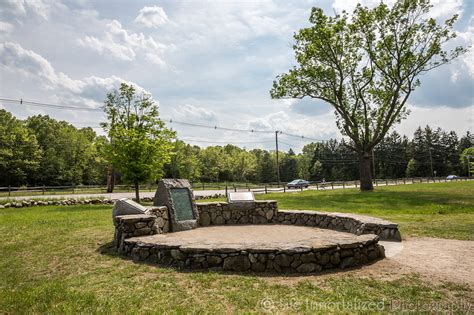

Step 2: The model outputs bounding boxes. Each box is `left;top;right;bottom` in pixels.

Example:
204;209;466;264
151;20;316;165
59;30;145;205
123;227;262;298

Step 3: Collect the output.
153;179;198;231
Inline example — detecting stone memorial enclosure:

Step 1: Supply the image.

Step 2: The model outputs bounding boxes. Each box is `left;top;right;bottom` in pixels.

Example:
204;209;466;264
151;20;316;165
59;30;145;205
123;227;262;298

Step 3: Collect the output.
112;179;401;274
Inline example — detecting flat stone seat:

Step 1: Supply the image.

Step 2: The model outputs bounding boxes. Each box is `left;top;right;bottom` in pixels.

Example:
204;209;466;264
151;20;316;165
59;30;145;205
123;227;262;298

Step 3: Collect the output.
281;210;399;228
115;214;156;221
126;225;378;252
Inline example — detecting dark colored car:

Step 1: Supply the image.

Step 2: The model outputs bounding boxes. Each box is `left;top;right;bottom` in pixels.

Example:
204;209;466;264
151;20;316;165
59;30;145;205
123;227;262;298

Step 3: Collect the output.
287;179;310;189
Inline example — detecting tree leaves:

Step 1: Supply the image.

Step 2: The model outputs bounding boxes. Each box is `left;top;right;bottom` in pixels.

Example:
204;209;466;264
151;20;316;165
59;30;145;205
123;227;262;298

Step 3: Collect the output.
101;83;175;186
271;0;467;155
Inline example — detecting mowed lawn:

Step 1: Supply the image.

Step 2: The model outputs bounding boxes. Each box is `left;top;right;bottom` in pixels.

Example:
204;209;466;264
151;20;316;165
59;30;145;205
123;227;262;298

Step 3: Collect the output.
0;182;473;313
260;181;474;240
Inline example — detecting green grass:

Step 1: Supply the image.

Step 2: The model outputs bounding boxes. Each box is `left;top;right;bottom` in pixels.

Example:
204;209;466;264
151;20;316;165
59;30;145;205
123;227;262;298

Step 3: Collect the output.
0;204;472;313
257;181;474;240
1;182;473;313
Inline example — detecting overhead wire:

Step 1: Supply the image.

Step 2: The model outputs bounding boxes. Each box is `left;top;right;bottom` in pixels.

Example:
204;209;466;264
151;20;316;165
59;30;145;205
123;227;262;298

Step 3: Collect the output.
1;97;462;166
1;97;325;142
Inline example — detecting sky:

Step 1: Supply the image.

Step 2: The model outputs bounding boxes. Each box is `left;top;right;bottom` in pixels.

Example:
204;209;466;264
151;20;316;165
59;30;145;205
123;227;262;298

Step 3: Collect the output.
0;0;473;152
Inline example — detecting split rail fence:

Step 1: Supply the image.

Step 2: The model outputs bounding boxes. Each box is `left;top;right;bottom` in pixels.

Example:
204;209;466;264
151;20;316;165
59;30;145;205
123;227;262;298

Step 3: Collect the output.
0;177;471;197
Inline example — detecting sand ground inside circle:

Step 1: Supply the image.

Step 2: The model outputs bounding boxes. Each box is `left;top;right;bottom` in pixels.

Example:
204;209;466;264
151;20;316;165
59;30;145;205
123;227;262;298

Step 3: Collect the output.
129;225;376;250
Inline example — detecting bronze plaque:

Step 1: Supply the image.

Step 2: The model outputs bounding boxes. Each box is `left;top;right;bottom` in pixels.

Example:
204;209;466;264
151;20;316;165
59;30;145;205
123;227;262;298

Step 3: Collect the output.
170;188;195;221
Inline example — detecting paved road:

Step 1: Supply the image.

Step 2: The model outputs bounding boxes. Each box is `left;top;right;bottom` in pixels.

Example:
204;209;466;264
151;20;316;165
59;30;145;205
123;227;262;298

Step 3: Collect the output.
0;187;300;201
1;179;469;201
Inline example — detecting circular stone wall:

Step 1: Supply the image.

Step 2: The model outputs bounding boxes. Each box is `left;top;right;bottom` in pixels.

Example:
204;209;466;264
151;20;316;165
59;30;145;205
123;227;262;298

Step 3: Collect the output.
122;225;385;273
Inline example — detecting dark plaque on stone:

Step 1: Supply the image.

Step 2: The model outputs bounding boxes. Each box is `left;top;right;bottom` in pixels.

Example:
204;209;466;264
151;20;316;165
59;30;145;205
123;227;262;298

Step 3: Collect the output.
153;179;198;231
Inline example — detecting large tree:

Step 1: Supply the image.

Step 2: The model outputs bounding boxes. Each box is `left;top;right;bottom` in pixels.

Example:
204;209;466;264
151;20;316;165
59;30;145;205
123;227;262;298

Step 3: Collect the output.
270;0;466;190
102;83;175;202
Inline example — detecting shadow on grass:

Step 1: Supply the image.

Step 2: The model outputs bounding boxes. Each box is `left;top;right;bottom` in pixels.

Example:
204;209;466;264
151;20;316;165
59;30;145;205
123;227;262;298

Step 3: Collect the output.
96;241;382;278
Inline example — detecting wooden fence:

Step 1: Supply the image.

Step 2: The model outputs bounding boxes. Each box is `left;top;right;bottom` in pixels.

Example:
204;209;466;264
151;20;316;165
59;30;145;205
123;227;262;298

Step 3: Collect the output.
0;177;471;197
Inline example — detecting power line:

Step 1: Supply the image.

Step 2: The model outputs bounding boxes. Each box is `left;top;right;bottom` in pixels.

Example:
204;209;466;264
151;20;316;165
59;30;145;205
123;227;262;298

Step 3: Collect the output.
280;131;326;142
2;97;328;142
178;137;275;144
0;98;103;112
167;119;274;134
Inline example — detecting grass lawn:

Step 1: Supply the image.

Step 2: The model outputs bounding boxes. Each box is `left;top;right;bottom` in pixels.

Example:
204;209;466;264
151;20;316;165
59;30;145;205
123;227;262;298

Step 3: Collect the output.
0;182;473;313
256;181;474;241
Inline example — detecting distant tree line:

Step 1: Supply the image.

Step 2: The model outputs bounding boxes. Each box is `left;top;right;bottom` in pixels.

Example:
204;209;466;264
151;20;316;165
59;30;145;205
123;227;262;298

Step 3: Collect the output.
165;127;472;183
0;109;472;187
0;110;107;187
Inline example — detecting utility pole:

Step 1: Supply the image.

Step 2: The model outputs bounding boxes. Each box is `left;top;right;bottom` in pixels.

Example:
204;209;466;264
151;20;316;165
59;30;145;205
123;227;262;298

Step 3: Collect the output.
429;147;433;177
275;130;280;187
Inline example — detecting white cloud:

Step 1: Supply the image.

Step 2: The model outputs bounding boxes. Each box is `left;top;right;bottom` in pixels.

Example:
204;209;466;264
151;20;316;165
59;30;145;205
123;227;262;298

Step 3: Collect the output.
457;17;474;77
0;41;151;107
427;0;463;20
0;41;73;89
77;20;173;66
173;104;217;123
332;0;462;19
1;0;51;20
0;21;14;33
135;6;169;28
171;0;296;49
245;111;337;140
396;104;474;136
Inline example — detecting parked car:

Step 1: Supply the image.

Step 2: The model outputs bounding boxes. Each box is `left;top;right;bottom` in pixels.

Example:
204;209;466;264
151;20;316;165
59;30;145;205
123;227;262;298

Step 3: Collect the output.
287;179;310;189
446;175;458;180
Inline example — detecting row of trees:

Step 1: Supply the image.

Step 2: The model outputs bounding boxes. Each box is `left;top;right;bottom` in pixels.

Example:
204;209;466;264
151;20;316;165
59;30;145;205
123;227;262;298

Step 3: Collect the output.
1;107;472;189
0;110;107;187
164;127;473;183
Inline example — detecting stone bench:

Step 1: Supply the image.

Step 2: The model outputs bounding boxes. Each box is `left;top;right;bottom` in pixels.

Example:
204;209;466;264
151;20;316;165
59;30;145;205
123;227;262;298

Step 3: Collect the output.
274;210;401;241
196;202;401;241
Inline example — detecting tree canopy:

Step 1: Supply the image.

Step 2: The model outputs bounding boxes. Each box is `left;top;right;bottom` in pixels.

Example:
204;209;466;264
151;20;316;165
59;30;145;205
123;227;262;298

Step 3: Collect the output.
270;0;467;190
101;83;175;201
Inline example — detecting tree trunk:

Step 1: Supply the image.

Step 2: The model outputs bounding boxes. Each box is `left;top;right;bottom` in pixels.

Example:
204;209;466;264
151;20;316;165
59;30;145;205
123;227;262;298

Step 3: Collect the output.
106;165;115;193
359;153;374;191
135;182;140;203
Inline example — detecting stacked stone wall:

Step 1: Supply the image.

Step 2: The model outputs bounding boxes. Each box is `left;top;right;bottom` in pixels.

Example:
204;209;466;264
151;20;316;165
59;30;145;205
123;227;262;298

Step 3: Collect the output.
122;235;385;273
197;201;278;226
196;203;400;241
113;206;170;250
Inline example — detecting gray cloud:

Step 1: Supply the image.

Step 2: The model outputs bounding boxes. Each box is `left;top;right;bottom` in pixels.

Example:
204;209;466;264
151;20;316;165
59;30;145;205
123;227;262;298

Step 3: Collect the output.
172;104;218;123
411;63;474;108
289;98;333;116
0;41;151;107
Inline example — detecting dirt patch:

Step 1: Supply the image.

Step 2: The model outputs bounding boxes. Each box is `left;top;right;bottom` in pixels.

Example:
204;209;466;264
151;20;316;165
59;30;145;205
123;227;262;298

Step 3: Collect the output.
263;237;474;289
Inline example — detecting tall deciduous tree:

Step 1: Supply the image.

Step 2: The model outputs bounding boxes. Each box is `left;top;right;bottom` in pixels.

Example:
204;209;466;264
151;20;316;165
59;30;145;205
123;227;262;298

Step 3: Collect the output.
270;0;466;190
101;83;175;202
